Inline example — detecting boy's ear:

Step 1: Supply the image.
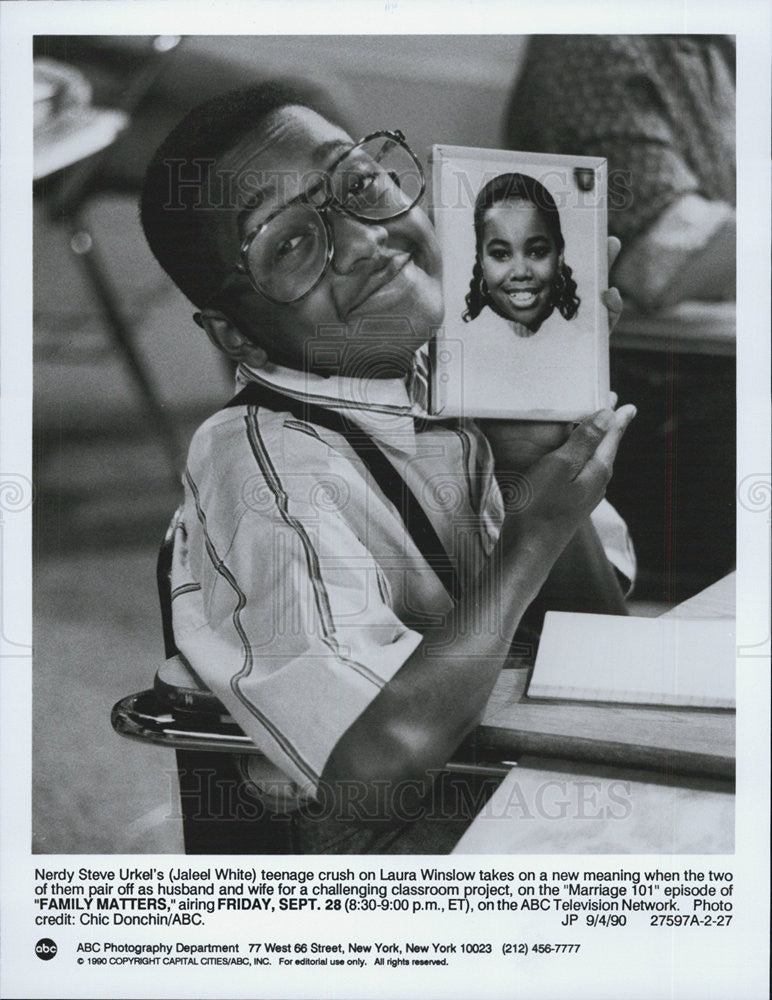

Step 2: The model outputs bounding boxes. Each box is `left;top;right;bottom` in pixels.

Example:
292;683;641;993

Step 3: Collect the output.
194;310;268;368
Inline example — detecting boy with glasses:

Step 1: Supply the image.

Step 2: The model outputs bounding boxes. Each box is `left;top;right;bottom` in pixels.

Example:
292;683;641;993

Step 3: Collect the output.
140;83;635;853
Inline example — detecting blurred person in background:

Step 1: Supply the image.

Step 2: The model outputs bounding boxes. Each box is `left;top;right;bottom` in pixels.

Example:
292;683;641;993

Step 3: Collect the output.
506;35;735;311
505;35;736;602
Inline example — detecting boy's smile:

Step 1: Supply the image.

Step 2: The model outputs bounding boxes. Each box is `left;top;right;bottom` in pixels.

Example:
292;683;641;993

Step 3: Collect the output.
208;106;444;377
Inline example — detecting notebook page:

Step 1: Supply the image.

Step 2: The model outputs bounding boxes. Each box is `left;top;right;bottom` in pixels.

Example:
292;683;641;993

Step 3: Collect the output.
528;613;735;708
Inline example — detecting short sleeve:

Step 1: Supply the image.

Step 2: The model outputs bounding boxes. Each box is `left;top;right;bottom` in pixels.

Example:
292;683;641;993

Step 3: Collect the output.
171;432;423;801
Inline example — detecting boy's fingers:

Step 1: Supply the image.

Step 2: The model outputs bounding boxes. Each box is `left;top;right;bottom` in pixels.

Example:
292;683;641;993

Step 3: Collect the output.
554;409;615;478
584;404;637;477
602;287;623;311
607;235;621;270
602;287;624;333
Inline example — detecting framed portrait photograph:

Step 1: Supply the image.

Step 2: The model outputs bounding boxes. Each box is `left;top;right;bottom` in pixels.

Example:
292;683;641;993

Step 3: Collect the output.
430;145;610;419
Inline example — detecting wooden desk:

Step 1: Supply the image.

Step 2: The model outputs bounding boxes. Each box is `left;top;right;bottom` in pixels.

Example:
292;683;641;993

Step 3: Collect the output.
455;575;735;853
612;301;736;357
475;668;734;780
661;571;735;620
453;757;733;854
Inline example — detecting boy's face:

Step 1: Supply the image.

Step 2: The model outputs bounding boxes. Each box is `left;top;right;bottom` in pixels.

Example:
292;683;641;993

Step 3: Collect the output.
208;106;444;378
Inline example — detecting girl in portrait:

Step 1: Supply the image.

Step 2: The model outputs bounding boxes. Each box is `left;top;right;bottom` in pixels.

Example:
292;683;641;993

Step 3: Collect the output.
463;172;580;335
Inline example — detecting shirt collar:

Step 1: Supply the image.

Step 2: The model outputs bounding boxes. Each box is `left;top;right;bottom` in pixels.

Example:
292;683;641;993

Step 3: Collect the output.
236;345;433;455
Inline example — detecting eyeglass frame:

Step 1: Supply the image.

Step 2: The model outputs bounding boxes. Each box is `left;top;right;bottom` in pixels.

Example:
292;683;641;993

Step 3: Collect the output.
207;129;426;308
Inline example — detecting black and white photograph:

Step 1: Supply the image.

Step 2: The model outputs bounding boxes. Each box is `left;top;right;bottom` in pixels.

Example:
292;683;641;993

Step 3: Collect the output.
27;30;737;858
431;146;609;418
0;6;769;1000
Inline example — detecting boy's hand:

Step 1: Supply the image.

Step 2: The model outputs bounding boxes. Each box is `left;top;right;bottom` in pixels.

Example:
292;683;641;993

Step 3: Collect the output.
503;405;636;532
602;236;623;331
483;394;618;472
482;418;570;472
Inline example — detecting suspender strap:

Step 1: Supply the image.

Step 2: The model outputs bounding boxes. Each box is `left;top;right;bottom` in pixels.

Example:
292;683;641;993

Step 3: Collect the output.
225;381;462;602
157;530;180;659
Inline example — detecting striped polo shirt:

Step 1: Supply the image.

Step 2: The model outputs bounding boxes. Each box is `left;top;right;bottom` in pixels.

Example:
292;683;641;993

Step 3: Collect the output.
169;355;634;800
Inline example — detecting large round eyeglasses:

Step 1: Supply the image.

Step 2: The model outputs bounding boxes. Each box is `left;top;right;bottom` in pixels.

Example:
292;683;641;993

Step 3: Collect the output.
234;130;425;304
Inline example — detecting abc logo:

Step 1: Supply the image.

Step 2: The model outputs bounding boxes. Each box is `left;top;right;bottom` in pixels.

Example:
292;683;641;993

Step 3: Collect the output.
35;938;58;961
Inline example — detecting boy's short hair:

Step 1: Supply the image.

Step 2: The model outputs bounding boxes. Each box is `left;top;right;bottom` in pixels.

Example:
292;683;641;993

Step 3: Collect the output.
140;80;333;308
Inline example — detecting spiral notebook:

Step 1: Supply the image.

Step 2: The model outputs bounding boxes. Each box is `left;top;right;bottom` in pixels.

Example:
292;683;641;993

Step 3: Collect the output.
528;613;735;709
